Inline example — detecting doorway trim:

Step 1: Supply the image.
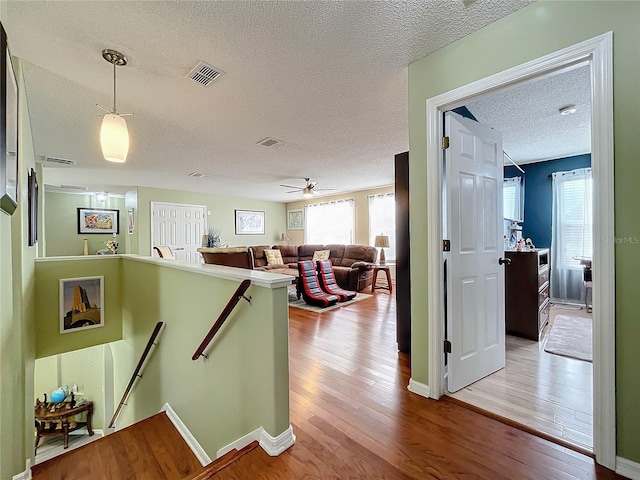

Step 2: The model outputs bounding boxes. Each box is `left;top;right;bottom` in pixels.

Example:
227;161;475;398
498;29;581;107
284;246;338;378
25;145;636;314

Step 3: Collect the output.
424;33;614;468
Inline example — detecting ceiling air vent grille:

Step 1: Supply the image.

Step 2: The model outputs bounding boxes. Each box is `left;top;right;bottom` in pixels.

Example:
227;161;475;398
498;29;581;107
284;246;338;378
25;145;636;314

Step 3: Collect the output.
60;185;88;191
257;137;281;147
187;61;224;86
189;172;207;178
45;156;76;166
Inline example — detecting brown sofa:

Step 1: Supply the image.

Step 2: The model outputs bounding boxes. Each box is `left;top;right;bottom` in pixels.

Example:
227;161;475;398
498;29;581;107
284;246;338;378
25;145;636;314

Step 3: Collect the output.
254;244;378;292
199;244;378;292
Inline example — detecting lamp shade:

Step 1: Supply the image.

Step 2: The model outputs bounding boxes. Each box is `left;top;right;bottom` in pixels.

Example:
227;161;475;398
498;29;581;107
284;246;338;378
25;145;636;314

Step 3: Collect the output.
281;232;289;242
374;235;389;248
100;113;129;163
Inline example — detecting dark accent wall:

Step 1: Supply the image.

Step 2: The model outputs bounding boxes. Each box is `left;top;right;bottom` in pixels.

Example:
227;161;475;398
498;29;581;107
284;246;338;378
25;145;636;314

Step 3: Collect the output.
504;154;591;248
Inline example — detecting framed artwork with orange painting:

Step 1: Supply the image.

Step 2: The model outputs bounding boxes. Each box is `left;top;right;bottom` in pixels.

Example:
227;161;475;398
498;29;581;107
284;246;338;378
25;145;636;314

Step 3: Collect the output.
77;208;119;234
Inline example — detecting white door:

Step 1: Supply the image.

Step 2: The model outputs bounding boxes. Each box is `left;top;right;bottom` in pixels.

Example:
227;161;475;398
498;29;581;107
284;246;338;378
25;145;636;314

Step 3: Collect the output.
151;202;206;263
445;111;505;393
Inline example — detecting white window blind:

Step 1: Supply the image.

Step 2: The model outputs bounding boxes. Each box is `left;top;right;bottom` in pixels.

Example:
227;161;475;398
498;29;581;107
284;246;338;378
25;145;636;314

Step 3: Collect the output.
552;168;593;269
368;193;396;262
304;199;355;245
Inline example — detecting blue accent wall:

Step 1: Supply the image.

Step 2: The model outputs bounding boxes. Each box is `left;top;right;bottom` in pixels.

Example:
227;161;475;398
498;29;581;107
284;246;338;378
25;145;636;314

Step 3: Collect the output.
505;154;591;248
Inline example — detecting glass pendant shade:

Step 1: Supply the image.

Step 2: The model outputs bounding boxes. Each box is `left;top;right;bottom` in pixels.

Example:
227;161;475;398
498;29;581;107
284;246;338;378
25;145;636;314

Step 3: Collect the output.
100;113;129;163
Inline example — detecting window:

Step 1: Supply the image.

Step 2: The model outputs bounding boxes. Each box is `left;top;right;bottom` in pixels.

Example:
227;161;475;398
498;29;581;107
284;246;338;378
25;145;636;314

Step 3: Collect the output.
368;193;396;262
552;168;593;269
503;176;524;221
304;199;355;245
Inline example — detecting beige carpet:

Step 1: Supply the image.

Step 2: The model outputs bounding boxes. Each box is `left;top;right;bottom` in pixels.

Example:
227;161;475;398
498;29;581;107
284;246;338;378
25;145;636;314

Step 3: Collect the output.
288;287;371;313
544;314;592;362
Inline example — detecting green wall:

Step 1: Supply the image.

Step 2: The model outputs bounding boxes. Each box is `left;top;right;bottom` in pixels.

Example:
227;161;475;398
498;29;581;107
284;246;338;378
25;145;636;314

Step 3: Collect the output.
118;258;290;452
44;192;127;256
136;186;287;256
34;257;123;358
408;0;640;463
0;41;38;477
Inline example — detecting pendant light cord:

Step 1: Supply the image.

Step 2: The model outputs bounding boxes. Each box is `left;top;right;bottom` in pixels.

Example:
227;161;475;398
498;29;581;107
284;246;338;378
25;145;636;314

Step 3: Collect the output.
113;61;117;114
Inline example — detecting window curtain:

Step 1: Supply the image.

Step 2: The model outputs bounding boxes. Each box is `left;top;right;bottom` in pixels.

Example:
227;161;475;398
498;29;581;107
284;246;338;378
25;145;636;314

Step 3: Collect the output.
368;193;396;262
304;199;355;245
550;168;593;301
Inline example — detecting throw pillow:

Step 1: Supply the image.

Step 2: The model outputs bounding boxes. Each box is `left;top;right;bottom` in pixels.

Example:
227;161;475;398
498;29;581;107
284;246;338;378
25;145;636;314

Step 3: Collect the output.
265;249;284;266
312;249;331;261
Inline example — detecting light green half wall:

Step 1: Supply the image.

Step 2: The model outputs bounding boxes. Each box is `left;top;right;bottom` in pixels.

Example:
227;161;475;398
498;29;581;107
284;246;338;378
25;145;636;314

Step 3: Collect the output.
408;1;640;462
136;187;287;256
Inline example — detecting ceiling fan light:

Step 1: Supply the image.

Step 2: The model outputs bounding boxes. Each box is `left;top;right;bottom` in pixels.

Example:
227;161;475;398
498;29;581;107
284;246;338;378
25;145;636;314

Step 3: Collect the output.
302;187;313;198
100;113;129;163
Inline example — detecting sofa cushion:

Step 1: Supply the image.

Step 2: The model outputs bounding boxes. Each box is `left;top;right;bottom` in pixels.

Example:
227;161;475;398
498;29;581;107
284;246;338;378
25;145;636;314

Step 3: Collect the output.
251;245;272;268
298;244;326;261
324;244;346;265
265;249;284;266
340;245;377;267
274;244;299;264
312;249;330;261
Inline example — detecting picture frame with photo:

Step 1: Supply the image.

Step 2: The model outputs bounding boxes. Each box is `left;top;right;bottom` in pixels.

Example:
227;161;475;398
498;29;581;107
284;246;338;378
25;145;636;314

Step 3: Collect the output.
59;276;104;334
128;208;134;234
77;207;119;234
287;209;304;230
235;209;265;235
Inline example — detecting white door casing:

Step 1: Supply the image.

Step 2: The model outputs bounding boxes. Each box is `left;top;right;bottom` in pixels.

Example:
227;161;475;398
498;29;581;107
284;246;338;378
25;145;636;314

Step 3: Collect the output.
445;111;505;393
420;33;614;468
151;202;206;263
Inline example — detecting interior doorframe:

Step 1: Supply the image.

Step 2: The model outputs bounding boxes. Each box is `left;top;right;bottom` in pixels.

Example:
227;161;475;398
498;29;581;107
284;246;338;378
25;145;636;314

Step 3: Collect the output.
425;33;615;468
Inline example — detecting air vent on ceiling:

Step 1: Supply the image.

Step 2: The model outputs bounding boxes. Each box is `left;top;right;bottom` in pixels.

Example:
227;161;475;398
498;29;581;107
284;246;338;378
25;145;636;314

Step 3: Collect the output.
189;172;207;178
187;61;224;86
45;156;76;166
60;185;88;191
257;137;281;147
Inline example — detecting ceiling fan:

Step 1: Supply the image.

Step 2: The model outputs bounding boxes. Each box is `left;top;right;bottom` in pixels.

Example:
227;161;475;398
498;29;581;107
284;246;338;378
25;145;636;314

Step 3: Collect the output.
280;178;336;198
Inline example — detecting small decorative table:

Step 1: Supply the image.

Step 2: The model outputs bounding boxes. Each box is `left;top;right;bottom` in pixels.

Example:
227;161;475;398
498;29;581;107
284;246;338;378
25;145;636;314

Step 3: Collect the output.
34;401;94;452
371;264;393;294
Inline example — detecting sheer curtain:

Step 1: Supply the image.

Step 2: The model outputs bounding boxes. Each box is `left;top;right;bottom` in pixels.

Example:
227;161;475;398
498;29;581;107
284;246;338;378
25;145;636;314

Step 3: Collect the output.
550;168;593;301
304;199;355;245
368;193;396;262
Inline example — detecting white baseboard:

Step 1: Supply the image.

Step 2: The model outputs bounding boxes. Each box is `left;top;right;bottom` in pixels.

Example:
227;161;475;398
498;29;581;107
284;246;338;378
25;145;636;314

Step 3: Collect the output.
70;428;104;437
216;427;263;458
259;425;296;456
12;459;32;480
161;403;211;466
407;378;430;398
617;456;640;479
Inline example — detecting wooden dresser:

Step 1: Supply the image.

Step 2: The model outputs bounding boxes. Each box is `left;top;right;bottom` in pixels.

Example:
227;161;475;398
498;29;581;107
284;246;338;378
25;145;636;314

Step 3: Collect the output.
505;249;550;341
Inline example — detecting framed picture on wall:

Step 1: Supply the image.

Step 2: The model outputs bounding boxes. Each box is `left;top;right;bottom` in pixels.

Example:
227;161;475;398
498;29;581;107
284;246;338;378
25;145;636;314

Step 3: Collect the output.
28;168;38;246
287;209;304;230
235;209;265;235
0;22;18;216
59;276;104;334
77;207;119;234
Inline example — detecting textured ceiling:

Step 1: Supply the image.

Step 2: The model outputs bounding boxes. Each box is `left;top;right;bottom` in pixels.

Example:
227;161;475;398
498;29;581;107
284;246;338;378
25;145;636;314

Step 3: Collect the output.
7;0;534;201
466;64;591;165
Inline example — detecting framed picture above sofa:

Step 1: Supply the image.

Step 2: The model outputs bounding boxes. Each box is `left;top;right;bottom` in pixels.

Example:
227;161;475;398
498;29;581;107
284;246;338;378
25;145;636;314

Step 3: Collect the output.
235;209;265;235
287;209;303;230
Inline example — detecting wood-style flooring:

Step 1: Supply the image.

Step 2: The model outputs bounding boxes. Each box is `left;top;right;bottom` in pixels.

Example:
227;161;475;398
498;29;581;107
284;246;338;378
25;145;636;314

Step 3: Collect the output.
216;293;620;479
449;303;593;453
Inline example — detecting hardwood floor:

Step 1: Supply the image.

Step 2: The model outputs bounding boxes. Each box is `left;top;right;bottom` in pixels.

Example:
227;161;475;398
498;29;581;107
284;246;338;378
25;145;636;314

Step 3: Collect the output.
217;293;620;479
449;303;593;453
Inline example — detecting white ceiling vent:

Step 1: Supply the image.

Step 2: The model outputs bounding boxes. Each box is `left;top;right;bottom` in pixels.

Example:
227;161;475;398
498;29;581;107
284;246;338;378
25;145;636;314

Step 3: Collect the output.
187;61;224;86
45;156;76;166
60;185;88;191
188;172;207;178
257;137;282;147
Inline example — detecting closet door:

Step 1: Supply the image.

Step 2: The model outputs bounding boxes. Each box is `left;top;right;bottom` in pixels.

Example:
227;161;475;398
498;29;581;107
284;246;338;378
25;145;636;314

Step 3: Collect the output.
395;151;411;354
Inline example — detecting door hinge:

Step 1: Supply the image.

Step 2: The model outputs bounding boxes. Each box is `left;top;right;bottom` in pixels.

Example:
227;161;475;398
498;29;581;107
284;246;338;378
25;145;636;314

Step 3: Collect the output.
443;239;451;252
444;340;452;354
442;136;450;150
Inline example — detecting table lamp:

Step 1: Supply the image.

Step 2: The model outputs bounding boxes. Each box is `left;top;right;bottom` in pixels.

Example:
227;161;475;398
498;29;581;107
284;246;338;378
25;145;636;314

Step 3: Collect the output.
374;235;390;265
281;232;290;245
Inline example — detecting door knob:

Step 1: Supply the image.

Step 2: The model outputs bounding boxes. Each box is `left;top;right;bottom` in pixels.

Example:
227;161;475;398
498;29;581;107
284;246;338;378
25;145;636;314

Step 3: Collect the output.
498;257;511;266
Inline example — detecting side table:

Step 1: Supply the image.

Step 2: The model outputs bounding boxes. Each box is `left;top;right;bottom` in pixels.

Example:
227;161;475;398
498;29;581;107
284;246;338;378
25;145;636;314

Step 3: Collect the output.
35;401;94;452
371;264;393;294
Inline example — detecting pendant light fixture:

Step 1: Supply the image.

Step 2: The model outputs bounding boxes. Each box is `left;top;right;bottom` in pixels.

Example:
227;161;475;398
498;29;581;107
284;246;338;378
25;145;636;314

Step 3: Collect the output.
97;49;132;163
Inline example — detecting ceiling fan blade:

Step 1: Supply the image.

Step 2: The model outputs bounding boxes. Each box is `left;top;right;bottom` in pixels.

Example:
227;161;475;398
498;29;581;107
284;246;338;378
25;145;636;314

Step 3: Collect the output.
309;181;319;188
280;184;303;190
285;190;301;194
314;187;337;191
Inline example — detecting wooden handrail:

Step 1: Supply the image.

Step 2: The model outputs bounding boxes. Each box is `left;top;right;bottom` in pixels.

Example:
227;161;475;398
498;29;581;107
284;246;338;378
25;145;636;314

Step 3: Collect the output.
109;321;164;429
192;279;252;361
